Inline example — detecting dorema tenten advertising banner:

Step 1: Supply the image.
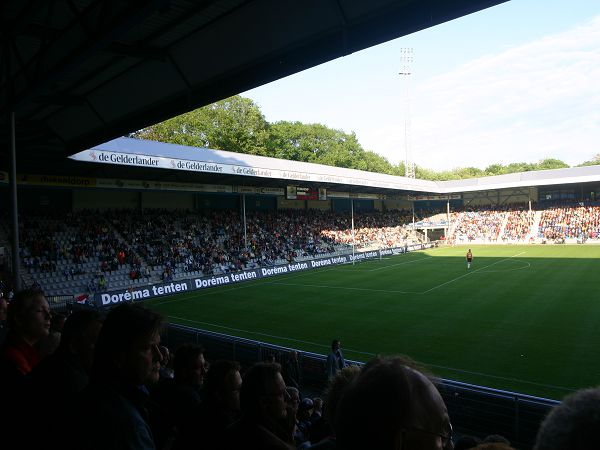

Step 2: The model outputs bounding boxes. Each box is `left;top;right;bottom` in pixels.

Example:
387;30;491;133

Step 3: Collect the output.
95;244;430;307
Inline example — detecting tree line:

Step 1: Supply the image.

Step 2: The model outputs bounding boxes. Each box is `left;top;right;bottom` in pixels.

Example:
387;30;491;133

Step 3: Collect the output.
131;95;600;181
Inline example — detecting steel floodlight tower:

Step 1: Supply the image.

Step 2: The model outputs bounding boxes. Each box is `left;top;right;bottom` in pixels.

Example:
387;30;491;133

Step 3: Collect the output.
399;48;415;179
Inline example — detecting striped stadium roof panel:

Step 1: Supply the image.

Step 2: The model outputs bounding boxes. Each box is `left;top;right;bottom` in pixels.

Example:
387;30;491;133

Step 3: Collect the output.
73;137;600;195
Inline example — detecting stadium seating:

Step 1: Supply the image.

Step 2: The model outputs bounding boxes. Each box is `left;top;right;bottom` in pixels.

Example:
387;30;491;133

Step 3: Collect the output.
11;202;600;297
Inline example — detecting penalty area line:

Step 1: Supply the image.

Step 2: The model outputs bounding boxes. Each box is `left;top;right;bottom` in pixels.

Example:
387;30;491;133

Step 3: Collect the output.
368;256;434;272
421;251;527;294
267;281;420;295
426;362;577;392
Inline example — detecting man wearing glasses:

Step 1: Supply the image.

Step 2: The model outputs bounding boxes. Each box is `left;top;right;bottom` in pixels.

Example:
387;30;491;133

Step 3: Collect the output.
336;356;453;450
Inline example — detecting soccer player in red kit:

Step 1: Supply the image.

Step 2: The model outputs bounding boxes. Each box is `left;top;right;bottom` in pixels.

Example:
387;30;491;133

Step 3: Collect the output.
466;249;473;269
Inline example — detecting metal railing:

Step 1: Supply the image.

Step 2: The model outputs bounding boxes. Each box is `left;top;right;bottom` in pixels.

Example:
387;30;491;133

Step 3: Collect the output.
163;323;557;450
50;301;556;449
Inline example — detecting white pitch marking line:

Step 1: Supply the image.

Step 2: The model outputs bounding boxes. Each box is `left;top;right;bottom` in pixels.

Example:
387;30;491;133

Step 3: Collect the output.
426;362;577;392
421;251;527;294
167;316;377;356
368;256;434;271
167;316;575;393
268;281;419;295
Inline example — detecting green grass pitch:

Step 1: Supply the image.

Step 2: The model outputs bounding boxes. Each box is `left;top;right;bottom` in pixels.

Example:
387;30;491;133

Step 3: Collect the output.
147;245;600;400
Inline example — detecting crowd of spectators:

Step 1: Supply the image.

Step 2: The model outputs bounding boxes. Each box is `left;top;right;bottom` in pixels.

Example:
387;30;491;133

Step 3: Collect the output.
14;209;423;296
538;205;600;241
20;212;124;270
450;202;600;244
1;290;594;450
501;208;535;242
11;203;600;297
452;208;506;243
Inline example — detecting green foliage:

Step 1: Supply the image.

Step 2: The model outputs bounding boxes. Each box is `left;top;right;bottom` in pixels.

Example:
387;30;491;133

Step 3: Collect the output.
536;158;569;170
578;154;600;167
485;164;507;176
133;96;270;156
415;159;570;181
267;122;396;174
267;121;355;164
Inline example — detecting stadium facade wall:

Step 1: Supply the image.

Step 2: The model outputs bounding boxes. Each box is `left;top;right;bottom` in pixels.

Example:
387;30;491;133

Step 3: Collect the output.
19;187;73;211
463;187;537;207
141;191;195;210
73;189;138;210
276;197;307;209
332;198;374;212
382;198;412;210
245;194;277;210
306;199;331;210
197;193;240;210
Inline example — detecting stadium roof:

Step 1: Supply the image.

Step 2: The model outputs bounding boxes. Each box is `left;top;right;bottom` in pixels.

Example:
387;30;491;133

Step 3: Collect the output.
74;137;600;195
1;0;509;175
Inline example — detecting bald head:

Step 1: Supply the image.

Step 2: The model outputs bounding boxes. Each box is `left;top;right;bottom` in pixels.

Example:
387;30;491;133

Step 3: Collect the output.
534;387;600;450
336;356;452;450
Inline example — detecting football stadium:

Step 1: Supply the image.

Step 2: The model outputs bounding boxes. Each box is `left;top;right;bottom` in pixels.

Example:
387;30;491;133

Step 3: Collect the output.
2;2;600;450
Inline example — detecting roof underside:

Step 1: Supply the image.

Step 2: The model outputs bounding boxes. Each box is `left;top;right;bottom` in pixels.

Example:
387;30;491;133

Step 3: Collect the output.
0;0;508;179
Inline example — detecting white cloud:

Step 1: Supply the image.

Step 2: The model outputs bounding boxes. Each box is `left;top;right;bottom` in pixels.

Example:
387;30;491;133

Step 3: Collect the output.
369;16;600;170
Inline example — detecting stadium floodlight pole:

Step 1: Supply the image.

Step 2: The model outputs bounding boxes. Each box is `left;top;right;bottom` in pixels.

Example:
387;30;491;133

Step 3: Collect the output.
351;198;355;265
400;47;415;179
242;194;248;250
446;197;450;240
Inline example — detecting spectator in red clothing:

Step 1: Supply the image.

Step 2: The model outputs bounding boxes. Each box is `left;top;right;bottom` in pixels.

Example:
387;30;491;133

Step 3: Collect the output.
118;249;126;267
0;289;52;444
0;289;51;380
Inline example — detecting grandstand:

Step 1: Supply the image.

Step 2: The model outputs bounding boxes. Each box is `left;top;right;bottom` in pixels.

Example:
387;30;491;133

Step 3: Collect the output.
3;1;600;448
3;138;600;448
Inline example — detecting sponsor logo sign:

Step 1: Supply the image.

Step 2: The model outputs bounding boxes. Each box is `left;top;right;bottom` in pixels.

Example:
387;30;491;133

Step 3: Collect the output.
93;244;434;307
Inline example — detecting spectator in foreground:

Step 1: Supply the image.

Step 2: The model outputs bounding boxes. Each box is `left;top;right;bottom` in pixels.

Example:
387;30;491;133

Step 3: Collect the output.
454;435;481;450
37;311;67;358
150;343;207;450
310;364;362;448
482;435;511;446
534;386;600;450
473;444;514;450
220;362;294;450
182;360;243;450
311;396;323;424
28;309;103;395
0;289;51;446
295;397;314;448
336;355;453;450
26;309;104;449
0;294;8;346
71;303;164;450
286;386;300;417
0;289;51;381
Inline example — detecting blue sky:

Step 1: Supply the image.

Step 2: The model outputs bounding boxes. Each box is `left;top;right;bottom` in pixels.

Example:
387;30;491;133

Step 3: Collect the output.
243;0;600;171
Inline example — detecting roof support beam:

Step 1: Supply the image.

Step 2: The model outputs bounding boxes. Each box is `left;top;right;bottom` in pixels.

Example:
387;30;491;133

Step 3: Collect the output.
1;0;165;114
